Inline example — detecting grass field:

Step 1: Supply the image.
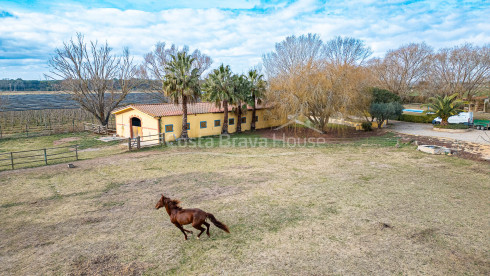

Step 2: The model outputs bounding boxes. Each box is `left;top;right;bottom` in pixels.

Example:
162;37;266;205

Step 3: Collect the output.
0;134;489;275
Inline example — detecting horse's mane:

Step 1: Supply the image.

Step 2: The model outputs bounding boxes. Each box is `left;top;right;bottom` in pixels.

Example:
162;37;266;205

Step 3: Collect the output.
168;199;182;210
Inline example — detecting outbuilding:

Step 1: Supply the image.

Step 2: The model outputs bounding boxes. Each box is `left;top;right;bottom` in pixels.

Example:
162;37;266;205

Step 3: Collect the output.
112;102;284;141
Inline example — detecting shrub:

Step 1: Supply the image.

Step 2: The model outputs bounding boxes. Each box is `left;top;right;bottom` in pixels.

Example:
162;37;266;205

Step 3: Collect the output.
399;114;437;123
433;124;468;129
361;122;373;131
369;102;403;128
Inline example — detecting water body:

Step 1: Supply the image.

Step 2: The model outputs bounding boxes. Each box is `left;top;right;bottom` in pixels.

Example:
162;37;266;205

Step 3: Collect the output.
0;93;162;111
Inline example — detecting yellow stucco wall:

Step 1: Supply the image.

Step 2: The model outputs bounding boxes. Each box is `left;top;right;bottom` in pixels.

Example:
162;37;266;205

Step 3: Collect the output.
160;109;285;142
115;109;160;140
114;108;286;142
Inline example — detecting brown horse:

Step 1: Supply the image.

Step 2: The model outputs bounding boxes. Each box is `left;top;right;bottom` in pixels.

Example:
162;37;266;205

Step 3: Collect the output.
155;194;230;240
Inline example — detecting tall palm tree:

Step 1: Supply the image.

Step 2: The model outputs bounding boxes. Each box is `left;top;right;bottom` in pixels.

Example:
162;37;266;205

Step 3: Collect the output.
424;93;465;126
163;52;201;139
232;74;251;133
203;64;235;134
246;69;266;130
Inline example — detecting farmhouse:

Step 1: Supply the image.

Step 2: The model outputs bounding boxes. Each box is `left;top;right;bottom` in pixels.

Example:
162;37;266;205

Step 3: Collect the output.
112;102;285;141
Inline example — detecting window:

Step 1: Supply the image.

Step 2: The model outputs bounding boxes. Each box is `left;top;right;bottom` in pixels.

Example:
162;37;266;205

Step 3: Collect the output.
165;124;173;132
255;116;259;122
241;117;246;124
200;121;207;128
186;123;190;130
214;120;221;127
229;118;235;125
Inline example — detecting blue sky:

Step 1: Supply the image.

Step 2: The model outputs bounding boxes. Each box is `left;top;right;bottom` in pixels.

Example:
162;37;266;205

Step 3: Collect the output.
1;0;489;80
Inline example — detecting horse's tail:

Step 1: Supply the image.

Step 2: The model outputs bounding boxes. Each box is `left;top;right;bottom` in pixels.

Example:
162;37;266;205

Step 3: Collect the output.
207;213;230;233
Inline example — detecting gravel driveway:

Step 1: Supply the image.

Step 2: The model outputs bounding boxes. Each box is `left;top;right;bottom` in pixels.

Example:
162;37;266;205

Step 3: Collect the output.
388;120;490;145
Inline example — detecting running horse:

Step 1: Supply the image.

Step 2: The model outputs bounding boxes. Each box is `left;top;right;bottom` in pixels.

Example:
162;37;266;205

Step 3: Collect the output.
155;194;230;240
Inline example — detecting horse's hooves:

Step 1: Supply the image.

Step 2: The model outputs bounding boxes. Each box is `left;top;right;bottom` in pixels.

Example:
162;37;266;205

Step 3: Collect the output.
196;236;199;240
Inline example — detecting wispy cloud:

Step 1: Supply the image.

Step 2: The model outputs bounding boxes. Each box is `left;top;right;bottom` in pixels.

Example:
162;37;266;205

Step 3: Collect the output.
0;0;489;79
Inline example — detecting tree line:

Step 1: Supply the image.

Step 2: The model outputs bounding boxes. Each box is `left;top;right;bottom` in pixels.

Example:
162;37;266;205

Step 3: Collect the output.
263;34;489;132
0;79;61;91
45;33;489;133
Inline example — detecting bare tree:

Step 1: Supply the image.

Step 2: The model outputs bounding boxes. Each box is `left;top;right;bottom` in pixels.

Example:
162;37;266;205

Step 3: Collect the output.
140;42;212;101
324;36;372;67
47;33;138;126
263;34;372;132
262;33;324;77
369;42;433;100
429;43;490;99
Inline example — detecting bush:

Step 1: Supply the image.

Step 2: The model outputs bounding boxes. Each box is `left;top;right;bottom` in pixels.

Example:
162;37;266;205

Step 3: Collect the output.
361;122;373;131
399;114;437;123
370;102;403;128
433;124;468;129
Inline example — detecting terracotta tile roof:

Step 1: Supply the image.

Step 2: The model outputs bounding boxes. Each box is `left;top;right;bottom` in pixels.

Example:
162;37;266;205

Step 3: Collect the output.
113;102;267;117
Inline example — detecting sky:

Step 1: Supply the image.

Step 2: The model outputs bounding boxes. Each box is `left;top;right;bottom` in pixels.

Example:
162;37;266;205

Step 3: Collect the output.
0;0;489;80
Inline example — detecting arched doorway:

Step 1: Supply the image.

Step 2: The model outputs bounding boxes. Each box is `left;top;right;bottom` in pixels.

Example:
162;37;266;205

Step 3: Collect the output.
130;117;142;138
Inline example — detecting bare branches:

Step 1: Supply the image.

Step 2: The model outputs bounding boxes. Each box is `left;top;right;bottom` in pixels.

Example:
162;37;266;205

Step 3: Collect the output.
47;33;138;126
430;43;490;98
370;42;433;100
324;36;372;67
263;33;325;77
140;42;212;101
263;34;372;132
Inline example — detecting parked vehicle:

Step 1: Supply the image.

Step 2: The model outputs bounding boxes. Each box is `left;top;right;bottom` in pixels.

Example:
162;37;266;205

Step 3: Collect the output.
432;112;473;125
473;119;490;130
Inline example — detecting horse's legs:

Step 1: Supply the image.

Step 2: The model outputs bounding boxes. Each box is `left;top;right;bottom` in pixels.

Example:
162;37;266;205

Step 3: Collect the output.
175;224;188;240
183;228;193;235
203;221;210;237
192;222;206;239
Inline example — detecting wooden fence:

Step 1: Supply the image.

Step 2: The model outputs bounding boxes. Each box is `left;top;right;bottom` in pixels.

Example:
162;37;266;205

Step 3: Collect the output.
0;145;78;171
128;133;165;150
0;121;85;139
83;123;116;135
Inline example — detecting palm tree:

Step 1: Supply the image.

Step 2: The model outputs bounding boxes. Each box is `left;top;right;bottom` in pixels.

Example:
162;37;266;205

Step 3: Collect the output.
424;93;465;126
232;74;251;133
246;69;266;130
203;64;235;134
163;52;201;139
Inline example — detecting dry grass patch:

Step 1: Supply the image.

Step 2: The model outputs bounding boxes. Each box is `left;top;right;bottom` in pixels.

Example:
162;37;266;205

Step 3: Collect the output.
0;145;489;275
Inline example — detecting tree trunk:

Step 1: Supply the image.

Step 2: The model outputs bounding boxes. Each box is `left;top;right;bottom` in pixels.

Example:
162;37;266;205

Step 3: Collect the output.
222;100;229;134
251;96;256;131
181;95;189;139
237;105;242;133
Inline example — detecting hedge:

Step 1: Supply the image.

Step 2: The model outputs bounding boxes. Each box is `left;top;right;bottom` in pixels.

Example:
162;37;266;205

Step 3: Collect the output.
398;114;437;123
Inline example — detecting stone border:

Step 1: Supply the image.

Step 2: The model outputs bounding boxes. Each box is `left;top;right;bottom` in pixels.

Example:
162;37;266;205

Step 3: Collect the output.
432;127;471;133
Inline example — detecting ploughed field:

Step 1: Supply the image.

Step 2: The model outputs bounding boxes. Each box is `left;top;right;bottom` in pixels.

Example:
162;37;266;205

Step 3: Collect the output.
0;144;489;275
0;92;159;111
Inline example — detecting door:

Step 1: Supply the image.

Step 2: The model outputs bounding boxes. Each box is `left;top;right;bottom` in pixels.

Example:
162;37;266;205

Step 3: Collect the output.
131;117;142;138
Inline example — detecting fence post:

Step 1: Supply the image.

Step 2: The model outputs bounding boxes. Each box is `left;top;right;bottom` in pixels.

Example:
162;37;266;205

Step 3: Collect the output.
44;148;48;165
137;136;141;149
72;119;75;132
0;125;2;139
10;152;14;170
75;145;78;160
128;138;132;150
26;124;29;137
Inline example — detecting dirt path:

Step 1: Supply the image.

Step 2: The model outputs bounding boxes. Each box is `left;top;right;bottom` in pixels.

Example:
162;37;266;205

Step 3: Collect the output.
388;120;490;145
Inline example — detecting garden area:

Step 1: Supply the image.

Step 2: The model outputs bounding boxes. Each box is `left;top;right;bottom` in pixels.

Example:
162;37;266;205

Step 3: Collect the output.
0;137;488;275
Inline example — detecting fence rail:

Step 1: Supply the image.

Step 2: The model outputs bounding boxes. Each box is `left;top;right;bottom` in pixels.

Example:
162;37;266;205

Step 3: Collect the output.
83;123;116;135
0;121;87;139
0;145;78;171
128;133;165;150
